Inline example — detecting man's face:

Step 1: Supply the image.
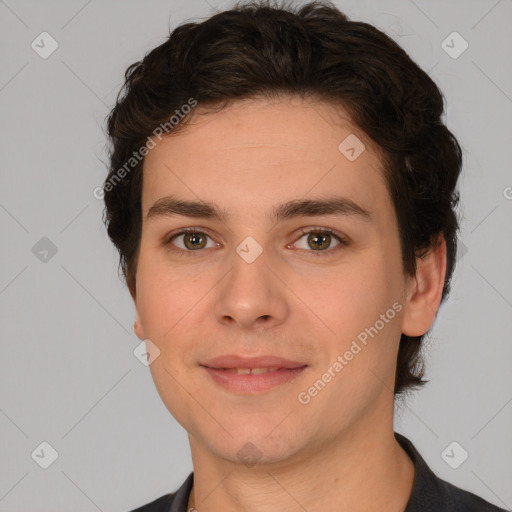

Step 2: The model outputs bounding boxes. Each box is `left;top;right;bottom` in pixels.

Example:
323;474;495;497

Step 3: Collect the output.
133;96;413;466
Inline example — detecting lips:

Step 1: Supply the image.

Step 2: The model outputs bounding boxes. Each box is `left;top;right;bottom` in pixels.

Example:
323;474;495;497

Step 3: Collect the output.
200;354;308;393
201;354;307;370
221;367;280;374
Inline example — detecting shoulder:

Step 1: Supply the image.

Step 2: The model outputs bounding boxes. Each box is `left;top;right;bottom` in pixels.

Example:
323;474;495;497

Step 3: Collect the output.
126;472;194;512
395;433;507;512
126;492;176;512
435;475;508;512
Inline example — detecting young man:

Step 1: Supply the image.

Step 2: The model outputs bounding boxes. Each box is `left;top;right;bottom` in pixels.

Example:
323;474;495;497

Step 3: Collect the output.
102;1;506;511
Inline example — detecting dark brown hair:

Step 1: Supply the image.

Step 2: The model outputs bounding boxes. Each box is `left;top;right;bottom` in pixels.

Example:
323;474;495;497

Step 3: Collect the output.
103;0;463;396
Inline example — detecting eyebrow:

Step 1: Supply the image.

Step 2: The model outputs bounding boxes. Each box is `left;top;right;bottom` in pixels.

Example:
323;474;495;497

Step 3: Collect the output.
146;195;372;224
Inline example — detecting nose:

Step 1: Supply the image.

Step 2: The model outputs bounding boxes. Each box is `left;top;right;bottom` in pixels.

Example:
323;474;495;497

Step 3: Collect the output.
213;246;290;331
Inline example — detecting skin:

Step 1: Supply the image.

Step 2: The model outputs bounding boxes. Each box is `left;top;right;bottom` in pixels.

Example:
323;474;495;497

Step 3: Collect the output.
132;95;447;512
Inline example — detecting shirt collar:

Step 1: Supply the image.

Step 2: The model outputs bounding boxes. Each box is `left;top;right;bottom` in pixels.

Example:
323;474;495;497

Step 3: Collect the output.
395;432;453;511
168;472;193;512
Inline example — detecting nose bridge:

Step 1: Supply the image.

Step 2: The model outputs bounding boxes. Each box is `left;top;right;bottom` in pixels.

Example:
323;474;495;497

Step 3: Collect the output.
231;237;270;289
213;235;289;329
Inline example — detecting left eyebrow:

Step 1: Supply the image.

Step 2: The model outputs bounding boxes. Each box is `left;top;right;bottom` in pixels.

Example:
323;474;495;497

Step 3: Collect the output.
145;195;372;223
272;197;372;223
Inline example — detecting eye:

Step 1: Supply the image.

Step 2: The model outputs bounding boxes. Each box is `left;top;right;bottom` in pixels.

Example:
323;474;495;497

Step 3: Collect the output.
291;228;347;255
163;227;348;257
165;228;218;254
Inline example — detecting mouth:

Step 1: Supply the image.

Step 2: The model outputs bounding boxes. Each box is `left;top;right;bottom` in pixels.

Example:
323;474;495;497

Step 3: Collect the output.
200;355;308;393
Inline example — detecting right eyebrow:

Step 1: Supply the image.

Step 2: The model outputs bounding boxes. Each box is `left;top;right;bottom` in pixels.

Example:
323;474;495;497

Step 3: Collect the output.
146;196;230;223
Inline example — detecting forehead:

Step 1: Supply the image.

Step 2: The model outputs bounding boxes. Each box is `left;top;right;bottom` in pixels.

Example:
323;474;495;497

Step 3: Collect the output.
141;96;390;221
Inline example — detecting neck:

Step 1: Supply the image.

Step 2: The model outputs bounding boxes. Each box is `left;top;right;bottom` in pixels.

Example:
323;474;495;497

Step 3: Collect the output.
186;409;414;512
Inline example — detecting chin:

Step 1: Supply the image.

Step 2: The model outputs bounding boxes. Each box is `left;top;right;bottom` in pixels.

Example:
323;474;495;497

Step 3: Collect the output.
190;419;311;468
215;438;303;468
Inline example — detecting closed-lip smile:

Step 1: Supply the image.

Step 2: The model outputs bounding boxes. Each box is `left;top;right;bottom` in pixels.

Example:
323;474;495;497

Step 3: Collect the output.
200;354;308;394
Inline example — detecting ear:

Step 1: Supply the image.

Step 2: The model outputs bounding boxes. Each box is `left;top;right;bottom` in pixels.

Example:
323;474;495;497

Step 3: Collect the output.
133;303;146;341
128;277;146;340
402;234;447;337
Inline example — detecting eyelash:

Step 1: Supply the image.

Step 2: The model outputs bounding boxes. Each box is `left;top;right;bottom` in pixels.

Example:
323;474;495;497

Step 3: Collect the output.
163;227;348;257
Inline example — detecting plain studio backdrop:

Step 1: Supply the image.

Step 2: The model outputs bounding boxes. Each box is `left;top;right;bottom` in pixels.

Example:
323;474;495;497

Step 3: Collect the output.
0;0;511;511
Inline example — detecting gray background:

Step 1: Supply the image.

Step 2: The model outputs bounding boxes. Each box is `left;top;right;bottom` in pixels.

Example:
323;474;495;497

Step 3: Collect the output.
1;0;511;510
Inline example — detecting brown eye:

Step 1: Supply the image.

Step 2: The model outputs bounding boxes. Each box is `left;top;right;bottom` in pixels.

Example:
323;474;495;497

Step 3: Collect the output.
167;230;217;253
307;232;332;251
182;232;207;250
292;228;347;256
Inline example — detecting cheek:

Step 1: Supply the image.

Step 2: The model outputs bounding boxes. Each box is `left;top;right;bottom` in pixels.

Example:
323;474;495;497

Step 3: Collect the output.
309;251;404;375
316;261;395;331
135;247;196;331
134;249;217;373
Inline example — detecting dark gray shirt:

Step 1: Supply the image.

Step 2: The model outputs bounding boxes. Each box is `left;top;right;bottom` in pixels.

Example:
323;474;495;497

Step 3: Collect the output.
128;433;507;511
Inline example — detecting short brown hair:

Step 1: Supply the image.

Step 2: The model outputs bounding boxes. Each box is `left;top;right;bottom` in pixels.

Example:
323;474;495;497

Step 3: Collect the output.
103;0;462;396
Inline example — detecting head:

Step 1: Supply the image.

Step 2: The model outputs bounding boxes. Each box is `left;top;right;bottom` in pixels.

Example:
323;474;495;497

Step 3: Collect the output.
103;1;461;465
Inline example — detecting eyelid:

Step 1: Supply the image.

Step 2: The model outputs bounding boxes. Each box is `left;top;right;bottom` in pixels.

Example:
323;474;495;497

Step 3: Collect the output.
163;226;216;244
